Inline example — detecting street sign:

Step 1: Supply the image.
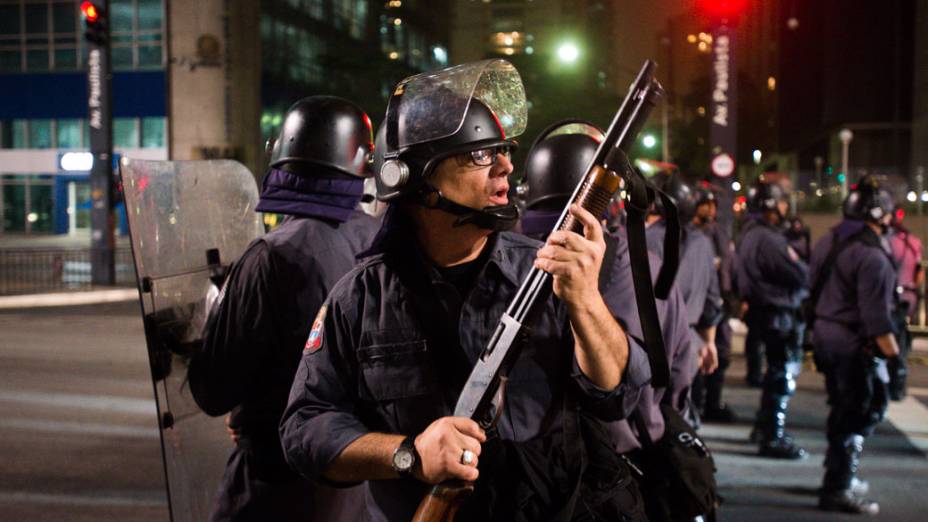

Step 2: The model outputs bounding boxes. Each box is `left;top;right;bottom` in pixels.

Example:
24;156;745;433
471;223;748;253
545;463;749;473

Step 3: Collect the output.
711;153;735;177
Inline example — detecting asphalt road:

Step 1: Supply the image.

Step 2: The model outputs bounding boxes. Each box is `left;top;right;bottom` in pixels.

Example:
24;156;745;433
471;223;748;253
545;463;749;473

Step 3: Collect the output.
1;300;927;521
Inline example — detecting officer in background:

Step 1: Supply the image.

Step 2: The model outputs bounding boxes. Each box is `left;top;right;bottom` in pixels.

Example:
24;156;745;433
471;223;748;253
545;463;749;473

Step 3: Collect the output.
887;206;921;400
691;183;737;423
735;180;808;459
519;120;698;521
280;62;651;521
809;175;898;515
646;172;722;422
188;96;379;521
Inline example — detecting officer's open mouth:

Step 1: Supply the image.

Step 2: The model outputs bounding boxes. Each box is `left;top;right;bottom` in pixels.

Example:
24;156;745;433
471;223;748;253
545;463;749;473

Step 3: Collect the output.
489;188;509;205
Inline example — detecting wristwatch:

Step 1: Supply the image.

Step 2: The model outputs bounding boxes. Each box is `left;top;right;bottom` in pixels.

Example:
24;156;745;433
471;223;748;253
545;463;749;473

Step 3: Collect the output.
392;435;419;478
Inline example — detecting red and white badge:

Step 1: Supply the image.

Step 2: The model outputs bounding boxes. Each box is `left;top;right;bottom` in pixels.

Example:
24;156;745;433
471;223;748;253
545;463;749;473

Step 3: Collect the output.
304;305;327;354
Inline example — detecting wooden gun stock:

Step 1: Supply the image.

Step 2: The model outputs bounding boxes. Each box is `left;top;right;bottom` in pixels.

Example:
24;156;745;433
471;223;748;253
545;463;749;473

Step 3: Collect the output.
412;482;475;522
559;165;624;234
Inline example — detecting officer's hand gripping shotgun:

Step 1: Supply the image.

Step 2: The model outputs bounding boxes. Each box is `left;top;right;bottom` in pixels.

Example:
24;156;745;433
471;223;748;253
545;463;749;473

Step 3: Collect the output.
411;60;669;522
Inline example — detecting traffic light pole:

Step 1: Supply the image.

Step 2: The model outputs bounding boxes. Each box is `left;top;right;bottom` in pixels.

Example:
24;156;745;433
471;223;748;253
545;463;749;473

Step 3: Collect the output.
85;1;114;285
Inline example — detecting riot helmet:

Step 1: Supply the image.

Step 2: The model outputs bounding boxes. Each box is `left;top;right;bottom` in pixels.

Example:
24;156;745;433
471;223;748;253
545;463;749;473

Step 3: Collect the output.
267;96;374;178
695;181;717;207
374;59;527;231
651;171;698;223
843;175;894;225
746;180;788;217
520;119;605;211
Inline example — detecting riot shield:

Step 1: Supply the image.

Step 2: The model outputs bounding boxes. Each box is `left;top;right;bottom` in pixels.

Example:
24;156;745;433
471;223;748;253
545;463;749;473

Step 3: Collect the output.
120;158;264;521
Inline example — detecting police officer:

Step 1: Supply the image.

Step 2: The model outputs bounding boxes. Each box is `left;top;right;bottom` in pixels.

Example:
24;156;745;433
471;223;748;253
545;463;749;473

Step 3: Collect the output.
519;120;698;521
188;96;379;521
735;180;808;459
691;183;737;423
279;61;652;521
809;175;898;514
646;173;722;414
887;206;921;400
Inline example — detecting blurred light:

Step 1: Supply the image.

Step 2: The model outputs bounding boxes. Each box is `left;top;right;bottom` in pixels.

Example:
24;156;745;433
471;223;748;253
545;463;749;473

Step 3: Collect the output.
767;76;776;91
502;47;515;55
698;32;712;43
635;159;654;174
388;51;399;60
787;17;799;30
503;36;514;46
386;0;402;7
687;34;697;43
752;149;762;164
80;2;99;23
525;46;534;55
271;114;282;126
732;181;742;191
557;42;579;63
27;212;38;223
921;191;928;203
432;46;447;64
60;152;94;171
837;173;846;183
697;42;709;52
697;106;706;116
815;189;823;197
642;134;657;149
393;17;402;26
907;191;918;202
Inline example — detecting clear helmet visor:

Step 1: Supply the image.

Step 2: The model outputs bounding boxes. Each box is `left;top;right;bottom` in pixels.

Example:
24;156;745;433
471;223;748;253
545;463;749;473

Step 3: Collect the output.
385;59;527;152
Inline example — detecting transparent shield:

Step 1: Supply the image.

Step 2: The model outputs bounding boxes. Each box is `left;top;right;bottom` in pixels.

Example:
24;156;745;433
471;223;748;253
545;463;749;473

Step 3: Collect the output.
391;59;527;149
120;158;264;522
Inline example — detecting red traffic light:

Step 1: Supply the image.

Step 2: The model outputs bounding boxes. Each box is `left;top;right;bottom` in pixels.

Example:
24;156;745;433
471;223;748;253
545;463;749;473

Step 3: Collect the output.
81;1;100;23
699;0;748;20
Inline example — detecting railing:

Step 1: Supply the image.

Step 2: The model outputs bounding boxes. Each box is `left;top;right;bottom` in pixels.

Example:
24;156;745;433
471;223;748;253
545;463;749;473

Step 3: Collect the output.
0;247;136;296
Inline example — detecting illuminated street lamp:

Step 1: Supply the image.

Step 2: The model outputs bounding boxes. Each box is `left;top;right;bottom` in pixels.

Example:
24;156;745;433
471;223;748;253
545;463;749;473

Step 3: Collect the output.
556;42;579;63
642;134;657;149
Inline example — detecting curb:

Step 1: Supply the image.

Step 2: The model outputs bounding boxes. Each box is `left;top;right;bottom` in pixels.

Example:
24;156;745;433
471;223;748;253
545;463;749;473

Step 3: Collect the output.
0;289;138;310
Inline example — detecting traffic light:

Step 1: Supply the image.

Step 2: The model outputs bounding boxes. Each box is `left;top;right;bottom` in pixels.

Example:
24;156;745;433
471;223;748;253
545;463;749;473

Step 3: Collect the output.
81;2;108;46
698;0;748;20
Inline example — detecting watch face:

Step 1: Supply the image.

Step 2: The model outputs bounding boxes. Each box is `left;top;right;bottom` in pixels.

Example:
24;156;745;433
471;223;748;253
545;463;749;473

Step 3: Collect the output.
393;448;414;471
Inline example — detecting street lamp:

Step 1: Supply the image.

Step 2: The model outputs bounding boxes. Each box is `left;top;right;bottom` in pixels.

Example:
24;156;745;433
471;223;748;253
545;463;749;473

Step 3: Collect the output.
642;134;657;149
839;128;853;199
556;42;579;64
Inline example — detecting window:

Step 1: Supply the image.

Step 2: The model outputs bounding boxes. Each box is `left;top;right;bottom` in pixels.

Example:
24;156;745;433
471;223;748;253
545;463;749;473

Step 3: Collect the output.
25;4;49;34
137;0;162;31
0;50;20;72
26;49;49;71
2;179;26;232
56;119;82;149
141;117;164;148
52;2;77;33
29;181;53;233
29;120;53;149
114;118;139;148
0;5;20;35
12;120;28;148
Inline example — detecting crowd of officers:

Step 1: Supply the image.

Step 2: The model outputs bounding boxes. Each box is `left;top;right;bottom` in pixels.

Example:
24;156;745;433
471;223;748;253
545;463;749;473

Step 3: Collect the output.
190;60;919;521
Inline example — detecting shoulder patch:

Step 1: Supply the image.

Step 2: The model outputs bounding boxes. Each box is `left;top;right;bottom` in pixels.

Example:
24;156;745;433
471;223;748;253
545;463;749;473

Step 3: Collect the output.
304;305;327;354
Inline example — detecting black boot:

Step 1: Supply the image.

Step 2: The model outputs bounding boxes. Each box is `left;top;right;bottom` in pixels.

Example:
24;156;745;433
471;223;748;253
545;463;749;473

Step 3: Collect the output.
756;395;807;459
704;368;737;423
819;434;878;515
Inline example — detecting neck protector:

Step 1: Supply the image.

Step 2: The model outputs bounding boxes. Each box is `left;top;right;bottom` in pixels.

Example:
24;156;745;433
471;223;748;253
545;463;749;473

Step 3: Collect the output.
256;168;364;222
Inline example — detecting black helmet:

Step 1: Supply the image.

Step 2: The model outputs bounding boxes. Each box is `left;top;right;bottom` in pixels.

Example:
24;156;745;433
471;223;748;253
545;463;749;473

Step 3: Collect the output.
521;119;604;211
746;180;787;214
843;175;894;223
267;96;373;178
374;60;527;231
694;182;717;207
651;171;698;222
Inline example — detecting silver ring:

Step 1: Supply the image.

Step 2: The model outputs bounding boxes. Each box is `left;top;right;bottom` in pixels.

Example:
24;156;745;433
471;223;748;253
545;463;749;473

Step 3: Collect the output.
461;449;475;465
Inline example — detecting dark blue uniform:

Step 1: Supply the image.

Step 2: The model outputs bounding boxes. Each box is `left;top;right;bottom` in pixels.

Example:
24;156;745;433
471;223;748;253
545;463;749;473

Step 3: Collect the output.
280;217;651;521
809;220;895;492
735;216;808;447
190;210;378;521
646;221;722;363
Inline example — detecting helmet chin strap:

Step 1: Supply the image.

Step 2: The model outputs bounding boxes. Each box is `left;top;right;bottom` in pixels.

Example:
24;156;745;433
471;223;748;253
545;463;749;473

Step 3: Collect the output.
418;184;520;232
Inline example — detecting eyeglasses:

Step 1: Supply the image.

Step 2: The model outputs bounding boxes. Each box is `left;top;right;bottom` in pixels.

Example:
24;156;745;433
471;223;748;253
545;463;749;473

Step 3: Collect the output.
468;145;512;166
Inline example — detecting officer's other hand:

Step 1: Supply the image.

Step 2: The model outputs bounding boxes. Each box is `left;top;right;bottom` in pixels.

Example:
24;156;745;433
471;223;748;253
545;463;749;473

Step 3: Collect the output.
224;414;240;445
699;343;719;374
535;205;605;305
414;417;486;484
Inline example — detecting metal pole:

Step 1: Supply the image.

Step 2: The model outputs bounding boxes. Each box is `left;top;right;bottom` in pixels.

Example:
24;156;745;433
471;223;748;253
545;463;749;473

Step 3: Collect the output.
87;1;114;285
839;128;853;200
